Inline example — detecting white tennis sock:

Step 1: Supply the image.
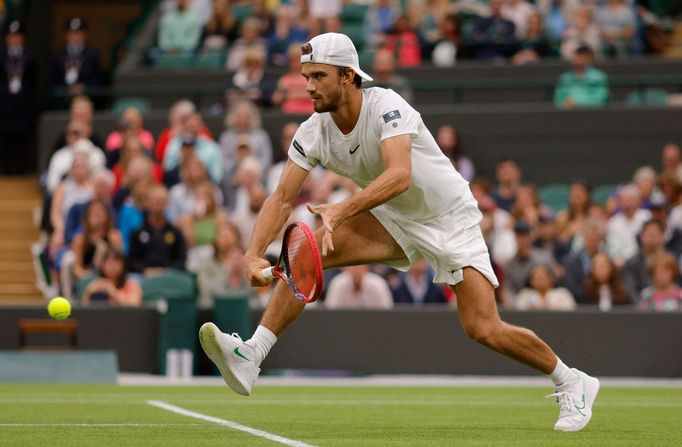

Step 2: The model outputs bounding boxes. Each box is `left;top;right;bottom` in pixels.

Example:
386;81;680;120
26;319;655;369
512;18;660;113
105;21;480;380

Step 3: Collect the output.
245;325;277;367
547;358;579;387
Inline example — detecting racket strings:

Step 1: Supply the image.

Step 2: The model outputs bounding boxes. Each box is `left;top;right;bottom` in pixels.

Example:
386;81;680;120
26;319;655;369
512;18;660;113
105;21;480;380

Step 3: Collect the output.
284;226;318;297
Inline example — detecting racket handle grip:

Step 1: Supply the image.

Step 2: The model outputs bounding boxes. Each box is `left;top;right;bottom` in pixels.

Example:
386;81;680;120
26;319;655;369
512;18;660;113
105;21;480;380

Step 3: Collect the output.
261;266;275;280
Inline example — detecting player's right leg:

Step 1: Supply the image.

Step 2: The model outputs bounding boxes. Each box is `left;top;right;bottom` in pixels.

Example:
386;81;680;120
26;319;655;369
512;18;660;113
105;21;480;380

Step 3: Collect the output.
200;211;406;395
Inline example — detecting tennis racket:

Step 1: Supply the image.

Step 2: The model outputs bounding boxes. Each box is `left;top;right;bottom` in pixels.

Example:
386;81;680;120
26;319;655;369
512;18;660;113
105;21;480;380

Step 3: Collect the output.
261;222;324;303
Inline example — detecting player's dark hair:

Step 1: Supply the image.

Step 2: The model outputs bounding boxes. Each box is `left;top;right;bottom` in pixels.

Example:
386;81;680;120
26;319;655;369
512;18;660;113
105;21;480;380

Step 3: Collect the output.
337;66;362;88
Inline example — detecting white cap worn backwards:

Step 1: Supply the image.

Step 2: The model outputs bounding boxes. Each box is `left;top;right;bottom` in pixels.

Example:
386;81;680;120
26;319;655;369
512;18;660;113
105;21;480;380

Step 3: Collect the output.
300;33;373;82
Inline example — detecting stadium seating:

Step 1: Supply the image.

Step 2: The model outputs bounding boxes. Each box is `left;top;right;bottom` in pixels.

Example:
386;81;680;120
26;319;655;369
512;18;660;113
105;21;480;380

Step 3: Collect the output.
539;184;570;213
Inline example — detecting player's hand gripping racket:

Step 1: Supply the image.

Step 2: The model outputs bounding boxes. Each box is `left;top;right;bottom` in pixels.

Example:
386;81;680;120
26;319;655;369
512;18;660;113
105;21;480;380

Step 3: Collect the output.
261;222;324;303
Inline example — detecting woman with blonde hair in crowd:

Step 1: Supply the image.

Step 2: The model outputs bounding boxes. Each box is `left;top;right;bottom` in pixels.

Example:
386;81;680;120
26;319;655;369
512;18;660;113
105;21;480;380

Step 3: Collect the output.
219;99;273;177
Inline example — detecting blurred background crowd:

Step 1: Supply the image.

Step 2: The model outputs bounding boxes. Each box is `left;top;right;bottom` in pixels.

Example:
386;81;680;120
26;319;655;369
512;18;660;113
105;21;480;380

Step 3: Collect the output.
0;0;680;312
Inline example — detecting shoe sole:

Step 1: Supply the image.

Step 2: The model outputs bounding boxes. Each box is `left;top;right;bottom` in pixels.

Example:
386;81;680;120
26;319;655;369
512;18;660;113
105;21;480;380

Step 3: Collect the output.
555;374;600;432
198;322;250;396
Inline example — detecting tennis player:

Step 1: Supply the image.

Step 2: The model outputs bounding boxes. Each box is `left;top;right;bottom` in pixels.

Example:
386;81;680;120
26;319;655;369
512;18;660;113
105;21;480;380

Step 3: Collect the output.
200;33;599;432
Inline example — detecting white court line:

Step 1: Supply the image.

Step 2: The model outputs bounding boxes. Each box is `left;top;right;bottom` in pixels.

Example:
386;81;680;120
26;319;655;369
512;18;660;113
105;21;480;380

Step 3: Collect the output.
0;423;204;427
147;400;316;447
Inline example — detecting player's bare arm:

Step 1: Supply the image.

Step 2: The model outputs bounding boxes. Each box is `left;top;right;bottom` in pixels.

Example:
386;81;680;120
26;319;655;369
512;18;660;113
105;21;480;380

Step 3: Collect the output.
308;134;412;255
243;158;309;286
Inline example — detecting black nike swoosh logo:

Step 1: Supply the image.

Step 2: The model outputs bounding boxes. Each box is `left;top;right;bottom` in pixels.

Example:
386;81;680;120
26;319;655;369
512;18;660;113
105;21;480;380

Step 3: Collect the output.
350;144;360;154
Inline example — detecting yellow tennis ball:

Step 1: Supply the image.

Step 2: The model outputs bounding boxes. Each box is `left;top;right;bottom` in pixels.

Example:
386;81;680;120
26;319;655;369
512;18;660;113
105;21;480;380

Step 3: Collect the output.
48;297;71;320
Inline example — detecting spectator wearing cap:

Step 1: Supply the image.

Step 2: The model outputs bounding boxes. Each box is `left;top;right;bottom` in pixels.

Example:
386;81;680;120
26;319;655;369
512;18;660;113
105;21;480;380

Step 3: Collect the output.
554;45;608;109
0;19;37;175
158;0;202;54
49;17;102;98
163;112;223;185
503;220;556;298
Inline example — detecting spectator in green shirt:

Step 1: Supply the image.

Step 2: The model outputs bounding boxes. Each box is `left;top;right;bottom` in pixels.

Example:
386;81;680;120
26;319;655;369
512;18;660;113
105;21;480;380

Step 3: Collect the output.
554;45;609;109
158;0;201;53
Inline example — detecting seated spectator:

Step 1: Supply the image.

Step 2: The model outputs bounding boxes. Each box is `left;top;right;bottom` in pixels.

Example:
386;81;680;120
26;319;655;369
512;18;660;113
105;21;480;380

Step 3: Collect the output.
117;168;153;253
502;0;535;39
657;173;682;216
163;113;223;185
112;154;157;213
560;5;603;61
632;166;657;209
129;184;187;275
158;0;201;54
512;12;553;65
49;152;94;257
639;252;682;312
105;106;154;154
111;135;163;191
660;143;682;183
504;220;556;297
391;259;447;305
365;49;413;104
196;222;250;308
554;45;609;109
308;0;341;37
178;181;229;248
266;5;308;67
229;46;273;106
493;158;522;212
199;0;238;52
606;184;651;266
168;156;223;224
364;0;401;47
219;99;273;179
594;0;636;59
555;181;591;250
271;43;314;115
562;220;605;303
64;169;115;246
230;156;265;214
538;0;575;42
156;100;212;164
81;247;142;306
226;17;268;71
46;123;105;193
515;264;576;311
511;184;549;230
382;14;422;68
325;265;394;309
476;191;516;267
622;219;668;303
584;252;629;311
431;13;461;67
468;0;517;60
71;199;123;281
436;125;474;181
266;122;298;196
648;193;682;258
407;0;449;49
50;95;104;156
232;186;266;249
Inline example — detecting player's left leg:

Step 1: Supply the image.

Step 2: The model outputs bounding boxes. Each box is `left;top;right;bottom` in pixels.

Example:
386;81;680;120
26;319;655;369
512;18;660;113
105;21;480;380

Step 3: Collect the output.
452;267;600;432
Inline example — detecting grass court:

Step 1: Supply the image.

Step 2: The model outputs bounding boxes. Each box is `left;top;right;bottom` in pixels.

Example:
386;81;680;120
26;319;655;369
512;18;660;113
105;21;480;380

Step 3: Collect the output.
1;383;680;446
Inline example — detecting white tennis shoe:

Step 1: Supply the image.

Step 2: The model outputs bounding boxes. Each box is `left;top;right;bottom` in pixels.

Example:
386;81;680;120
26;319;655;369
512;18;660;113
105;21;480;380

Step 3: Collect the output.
199;322;260;396
546;368;600;432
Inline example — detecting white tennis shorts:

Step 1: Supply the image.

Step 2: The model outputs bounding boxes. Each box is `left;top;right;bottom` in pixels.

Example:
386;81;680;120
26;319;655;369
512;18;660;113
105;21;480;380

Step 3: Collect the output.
370;200;499;287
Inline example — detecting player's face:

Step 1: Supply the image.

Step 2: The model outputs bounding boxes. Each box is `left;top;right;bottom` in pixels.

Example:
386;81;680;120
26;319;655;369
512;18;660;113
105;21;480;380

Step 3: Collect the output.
301;63;343;113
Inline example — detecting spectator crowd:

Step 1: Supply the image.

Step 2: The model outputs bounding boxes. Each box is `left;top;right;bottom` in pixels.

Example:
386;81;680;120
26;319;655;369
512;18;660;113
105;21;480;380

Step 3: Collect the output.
35;90;682;313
